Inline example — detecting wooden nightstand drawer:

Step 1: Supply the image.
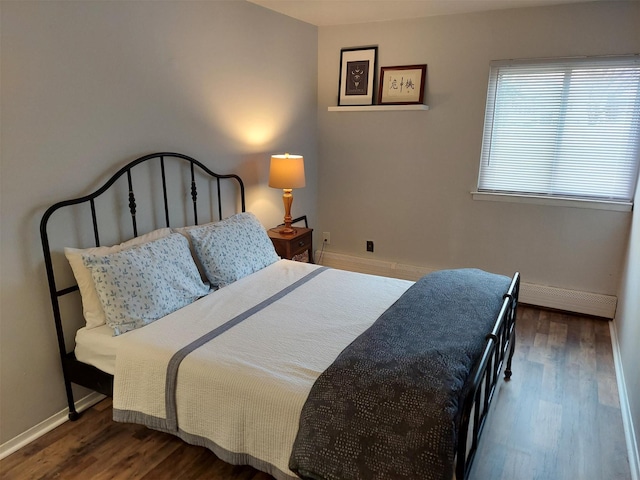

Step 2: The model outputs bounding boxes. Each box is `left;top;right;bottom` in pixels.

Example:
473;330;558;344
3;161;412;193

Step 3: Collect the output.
268;227;313;263
289;230;311;257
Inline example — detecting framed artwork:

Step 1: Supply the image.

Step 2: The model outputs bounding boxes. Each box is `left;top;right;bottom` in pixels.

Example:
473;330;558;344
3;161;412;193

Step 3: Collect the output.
378;64;427;105
338;46;378;106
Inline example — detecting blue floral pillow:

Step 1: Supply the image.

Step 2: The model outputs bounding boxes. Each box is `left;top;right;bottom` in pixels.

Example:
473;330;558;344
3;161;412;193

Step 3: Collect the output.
188;212;279;288
82;233;210;336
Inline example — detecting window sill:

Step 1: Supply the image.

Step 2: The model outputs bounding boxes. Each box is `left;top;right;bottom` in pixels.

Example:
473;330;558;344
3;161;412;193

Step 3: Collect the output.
471;191;632;212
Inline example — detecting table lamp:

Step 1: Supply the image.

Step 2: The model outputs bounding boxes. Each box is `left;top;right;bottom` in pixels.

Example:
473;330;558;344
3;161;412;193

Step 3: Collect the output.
269;153;305;234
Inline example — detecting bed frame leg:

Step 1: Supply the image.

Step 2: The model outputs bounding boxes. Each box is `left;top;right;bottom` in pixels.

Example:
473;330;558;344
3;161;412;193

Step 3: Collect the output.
504;330;516;380
64;378;80;421
503;285;518;381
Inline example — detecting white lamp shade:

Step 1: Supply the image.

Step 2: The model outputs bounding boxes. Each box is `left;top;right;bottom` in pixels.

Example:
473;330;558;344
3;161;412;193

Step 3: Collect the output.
269;154;306;189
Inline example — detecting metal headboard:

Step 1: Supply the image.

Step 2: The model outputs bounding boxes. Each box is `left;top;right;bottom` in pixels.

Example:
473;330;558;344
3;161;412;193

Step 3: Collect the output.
40;152;245;419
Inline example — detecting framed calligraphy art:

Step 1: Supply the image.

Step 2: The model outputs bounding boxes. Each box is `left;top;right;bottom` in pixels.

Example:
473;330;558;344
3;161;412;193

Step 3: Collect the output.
378;64;427;105
338;46;378;106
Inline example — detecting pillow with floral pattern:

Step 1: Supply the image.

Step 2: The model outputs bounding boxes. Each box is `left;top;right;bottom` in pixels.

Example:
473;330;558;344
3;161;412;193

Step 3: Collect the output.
82;233;210;335
188;212;279;288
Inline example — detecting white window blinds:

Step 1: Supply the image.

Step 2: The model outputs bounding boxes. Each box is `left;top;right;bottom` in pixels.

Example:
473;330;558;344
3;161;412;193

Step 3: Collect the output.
478;56;640;203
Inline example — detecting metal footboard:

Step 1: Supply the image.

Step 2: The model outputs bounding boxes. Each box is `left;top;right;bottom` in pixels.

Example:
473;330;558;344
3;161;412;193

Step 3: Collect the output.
456;271;520;480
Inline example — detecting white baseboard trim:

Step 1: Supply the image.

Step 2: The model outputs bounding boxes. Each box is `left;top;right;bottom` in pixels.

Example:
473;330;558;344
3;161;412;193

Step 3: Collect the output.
316;251;617;318
610;321;640;480
519;282;617;319
0;392;105;461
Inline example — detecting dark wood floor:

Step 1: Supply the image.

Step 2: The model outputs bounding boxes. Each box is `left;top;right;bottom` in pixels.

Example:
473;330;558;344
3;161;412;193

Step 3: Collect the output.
1;306;631;480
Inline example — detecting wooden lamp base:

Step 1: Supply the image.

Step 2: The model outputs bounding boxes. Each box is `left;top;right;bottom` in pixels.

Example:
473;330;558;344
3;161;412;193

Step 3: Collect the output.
280;188;295;235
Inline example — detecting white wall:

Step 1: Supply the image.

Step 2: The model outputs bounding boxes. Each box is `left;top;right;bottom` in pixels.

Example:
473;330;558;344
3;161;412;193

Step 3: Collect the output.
0;0;317;444
616;181;640;471
317;1;639;295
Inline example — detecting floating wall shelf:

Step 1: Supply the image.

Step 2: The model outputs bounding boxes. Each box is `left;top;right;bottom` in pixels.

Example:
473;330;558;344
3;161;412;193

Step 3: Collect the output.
328;105;430;112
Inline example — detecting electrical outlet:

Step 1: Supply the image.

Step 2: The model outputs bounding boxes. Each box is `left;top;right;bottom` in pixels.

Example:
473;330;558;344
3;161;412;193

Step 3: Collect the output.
366;240;374;252
322;232;331;244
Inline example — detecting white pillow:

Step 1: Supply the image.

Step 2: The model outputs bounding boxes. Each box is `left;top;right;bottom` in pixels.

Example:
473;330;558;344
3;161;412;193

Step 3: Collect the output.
188;212;279;288
65;228;171;329
82;233;210;336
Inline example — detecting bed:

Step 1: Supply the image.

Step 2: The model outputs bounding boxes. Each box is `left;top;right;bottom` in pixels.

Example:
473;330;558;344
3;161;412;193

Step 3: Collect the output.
40;152;520;480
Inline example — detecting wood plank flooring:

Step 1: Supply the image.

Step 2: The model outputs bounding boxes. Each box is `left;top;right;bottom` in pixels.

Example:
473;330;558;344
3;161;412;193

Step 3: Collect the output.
1;306;631;480
469;306;630;480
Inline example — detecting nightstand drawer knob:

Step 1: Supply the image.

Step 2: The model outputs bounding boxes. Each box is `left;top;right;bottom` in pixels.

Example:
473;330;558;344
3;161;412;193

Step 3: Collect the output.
298;241;305;247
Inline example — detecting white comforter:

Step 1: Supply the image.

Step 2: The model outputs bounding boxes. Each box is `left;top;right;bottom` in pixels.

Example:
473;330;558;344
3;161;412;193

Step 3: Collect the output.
113;260;413;479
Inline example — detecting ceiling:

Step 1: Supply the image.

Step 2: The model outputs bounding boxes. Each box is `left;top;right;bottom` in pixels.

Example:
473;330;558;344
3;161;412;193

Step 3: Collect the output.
246;0;603;26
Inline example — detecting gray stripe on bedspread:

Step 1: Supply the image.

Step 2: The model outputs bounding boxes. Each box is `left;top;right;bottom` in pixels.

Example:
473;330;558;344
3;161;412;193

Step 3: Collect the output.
164;266;328;431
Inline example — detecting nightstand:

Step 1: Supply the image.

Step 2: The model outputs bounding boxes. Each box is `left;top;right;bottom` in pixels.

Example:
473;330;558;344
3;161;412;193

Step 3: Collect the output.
268;227;313;263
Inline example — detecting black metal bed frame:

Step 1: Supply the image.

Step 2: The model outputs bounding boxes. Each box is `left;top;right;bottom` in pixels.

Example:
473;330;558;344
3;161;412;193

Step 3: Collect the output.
40;152;245;420
457;271;519;479
39;151;519;480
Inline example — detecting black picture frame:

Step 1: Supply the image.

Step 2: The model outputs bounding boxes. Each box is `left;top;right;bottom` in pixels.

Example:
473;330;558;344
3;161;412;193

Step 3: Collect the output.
338;46;378;106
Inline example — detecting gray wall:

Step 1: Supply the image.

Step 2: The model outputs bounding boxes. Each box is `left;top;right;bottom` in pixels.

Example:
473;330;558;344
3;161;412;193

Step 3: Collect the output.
0;0;317;444
616;181;640;464
317;1;639;295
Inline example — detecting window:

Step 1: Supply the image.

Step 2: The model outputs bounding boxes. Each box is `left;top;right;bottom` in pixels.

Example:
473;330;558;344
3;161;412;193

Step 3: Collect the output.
477;56;640;207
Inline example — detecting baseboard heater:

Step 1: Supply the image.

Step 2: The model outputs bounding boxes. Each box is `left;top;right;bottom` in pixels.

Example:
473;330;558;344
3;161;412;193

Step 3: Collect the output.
316;251;617;319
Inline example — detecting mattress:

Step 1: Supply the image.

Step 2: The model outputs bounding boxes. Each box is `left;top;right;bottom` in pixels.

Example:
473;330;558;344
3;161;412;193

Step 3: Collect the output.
75;324;122;375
